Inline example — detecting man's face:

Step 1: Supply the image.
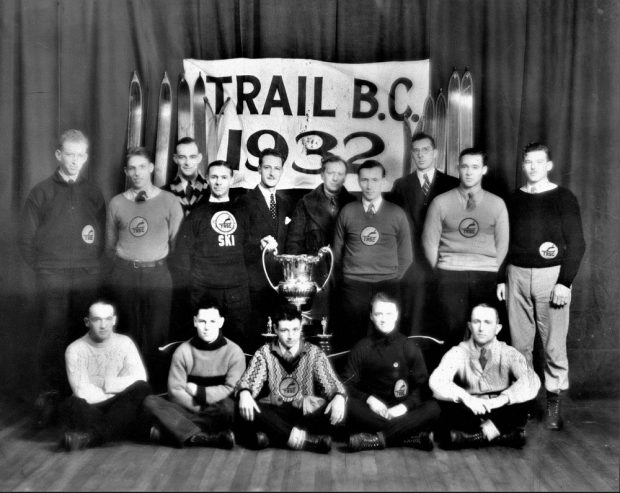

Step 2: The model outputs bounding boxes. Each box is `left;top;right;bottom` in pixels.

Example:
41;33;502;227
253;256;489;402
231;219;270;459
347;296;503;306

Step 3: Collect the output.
276;318;302;350
468;306;501;347
258;155;283;189
194;308;224;343
321;161;347;194
85;303;116;343
125;155;154;190
522;150;552;185
208;165;232;199
458;154;487;189
411;138;437;172
174;142;202;181
55;140;88;179
370;300;399;335
358;166;384;202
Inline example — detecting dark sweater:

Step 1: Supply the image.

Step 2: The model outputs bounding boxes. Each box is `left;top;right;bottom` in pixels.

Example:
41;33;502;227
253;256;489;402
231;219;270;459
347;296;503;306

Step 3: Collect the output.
19;170;105;269
499;187;585;287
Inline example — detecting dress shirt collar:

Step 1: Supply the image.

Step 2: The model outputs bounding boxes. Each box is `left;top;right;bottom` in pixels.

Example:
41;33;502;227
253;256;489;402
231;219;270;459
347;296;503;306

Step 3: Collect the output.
361;196;383;214
416;167;436;187
457;185;483;207
521;178;557;194
58;168;79;183
258;183;277;207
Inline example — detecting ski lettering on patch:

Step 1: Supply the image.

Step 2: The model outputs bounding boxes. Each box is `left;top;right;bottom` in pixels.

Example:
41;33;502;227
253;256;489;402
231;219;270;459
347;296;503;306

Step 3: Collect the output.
458;218;479;238
279;377;300;399
211;211;237;235
394;379;408;398
81;225;95;244
129;217;148;237
539;242;558;259
360;226;379;245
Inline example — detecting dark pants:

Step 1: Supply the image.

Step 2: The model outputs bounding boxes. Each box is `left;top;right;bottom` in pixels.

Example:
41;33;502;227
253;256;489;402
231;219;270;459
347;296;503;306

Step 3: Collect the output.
36;267;101;395
346;398;440;445
106;261;172;391
59;380;151;444
143;394;234;447
436;400;531;441
248;286;281;353
399;260;442;337
335;278;401;352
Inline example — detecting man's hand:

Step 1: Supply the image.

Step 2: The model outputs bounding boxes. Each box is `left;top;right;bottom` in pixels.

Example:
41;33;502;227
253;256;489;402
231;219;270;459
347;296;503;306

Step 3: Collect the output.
496;283;506;301
386;403;407;420
239;390;261;422
185;383;198;397
550;284;571;307
484;395;510;411
462;394;491;415
367;395;389;419
325;394;346;425
260;235;278;252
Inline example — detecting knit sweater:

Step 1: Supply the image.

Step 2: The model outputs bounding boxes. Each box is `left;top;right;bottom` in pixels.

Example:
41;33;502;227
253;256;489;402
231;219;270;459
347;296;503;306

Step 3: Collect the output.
19;170;105;269
168;337;246;412
236;341;346;405
65;332;147;404
164;174;209;217
333;200;413;282
498;187;585;287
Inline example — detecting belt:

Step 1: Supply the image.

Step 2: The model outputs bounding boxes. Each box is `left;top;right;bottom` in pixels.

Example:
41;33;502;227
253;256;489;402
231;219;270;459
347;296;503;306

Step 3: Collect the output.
116;257;167;269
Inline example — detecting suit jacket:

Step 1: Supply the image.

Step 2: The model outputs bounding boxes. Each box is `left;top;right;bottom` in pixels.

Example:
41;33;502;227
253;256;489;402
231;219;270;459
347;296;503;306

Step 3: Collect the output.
387;170;458;266
237;186;294;290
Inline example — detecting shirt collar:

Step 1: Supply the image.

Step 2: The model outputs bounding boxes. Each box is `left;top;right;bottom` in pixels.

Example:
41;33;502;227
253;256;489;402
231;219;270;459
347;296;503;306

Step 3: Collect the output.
58;168;79;183
258;183;276;205
457;185;483;206
416;167;436;187
361;196;383;213
521;178;555;194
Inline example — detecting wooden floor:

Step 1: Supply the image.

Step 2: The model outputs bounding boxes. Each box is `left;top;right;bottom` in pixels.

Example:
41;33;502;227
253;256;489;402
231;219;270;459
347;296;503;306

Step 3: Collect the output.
0;397;617;492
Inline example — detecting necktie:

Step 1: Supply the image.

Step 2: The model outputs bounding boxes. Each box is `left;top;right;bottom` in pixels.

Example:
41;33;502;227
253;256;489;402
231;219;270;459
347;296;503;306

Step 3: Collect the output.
185;183;194;201
422;173;431;196
466;192;475;211
284;349;295;362
269;193;277;222
135;190;147;202
479;347;488;370
329;196;338;217
368;203;376;215
530;186;537;194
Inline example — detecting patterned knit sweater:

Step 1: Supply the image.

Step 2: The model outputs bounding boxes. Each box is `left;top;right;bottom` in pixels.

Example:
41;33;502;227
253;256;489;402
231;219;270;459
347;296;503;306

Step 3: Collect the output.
235;341;346;405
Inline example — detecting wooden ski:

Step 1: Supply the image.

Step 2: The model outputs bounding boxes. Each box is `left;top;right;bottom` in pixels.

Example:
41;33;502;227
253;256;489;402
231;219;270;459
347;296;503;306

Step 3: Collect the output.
204;96;218;176
125;71;144;189
153;72;172;187
422;94;436;140
459;68;474;151
402;110;413;177
193;73;206;163
446;68;461;177
435;89;447;173
177;73;192;140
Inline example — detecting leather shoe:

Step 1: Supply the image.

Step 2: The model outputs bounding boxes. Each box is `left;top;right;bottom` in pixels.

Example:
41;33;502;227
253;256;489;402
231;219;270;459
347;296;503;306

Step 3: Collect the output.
449;430;489;449
301;433;332;454
188;430;235;449
545;391;564;431
348;432;386;452
402;431;434;451
149;424;162;444
63;431;95;451
253;431;270;450
495;428;526;448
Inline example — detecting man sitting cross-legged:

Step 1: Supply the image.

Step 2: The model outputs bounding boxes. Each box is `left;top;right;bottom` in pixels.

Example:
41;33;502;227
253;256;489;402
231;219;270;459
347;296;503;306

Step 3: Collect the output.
143;298;246;448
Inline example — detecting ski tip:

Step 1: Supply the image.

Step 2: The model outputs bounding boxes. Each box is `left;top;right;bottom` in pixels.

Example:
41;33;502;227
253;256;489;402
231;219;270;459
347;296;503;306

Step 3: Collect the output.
162;71;170;82
131;70;140;82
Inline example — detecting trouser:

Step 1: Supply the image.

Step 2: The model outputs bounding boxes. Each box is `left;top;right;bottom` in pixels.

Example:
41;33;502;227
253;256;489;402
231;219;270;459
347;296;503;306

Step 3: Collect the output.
335;278;401;352
59;380;151;444
143;395;234;446
236;402;336;448
436;400;530;440
506;264;569;393
399;260;441;337
106;261;172;392
168;265;194;342
36;266;102;395
346;397;440;445
248;286;281;353
191;283;251;351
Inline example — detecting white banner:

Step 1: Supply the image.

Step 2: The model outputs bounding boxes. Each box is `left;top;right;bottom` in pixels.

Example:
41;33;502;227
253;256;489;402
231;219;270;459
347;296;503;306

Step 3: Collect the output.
183;58;429;190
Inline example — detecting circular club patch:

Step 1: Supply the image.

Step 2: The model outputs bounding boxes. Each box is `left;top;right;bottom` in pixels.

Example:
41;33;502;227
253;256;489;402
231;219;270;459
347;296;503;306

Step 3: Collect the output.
81;225;95;244
279;377;300;399
458;218;479;238
539;242;559;259
210;210;238;235
360;226;380;246
394;379;409;399
129;217;148;237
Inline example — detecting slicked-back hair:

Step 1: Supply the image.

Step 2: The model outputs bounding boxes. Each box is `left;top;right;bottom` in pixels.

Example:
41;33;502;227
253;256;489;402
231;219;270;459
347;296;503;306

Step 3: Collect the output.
175;136;198;152
58;129;89;151
357;159;386;177
207;160;234;175
370;292;399;311
194;295;225;318
411;132;436;149
471;303;500;324
459;147;488;167
272;304;302;327
258;148;284;167
87;299;116;317
126;146;153;164
523;142;551;161
321;154;348;173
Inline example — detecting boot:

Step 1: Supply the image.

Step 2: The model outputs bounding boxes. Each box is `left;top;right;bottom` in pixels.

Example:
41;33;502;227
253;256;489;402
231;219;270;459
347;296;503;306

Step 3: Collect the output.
187;429;235;449
545;391;564;431
401;431;434;451
348;432;386;452
248;431;270;450
301;433;332;454
449;430;489;449
494;428;526;448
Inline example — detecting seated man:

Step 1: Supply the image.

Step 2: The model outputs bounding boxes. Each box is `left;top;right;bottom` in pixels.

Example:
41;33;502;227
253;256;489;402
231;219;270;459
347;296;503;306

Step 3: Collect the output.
59;300;151;451
143;299;246;448
344;293;440;452
429;303;540;449
235;304;346;454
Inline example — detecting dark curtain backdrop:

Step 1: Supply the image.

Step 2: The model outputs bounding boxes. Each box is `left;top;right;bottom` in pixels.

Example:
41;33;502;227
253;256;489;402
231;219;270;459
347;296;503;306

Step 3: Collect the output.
1;0;618;399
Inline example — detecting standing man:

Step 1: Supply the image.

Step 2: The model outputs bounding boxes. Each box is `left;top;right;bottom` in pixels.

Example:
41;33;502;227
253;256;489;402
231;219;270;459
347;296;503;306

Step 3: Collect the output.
237;148;293;351
497;142;585;431
332;160;412;349
19;129;106;427
344;293;440;452
388;132;458;336
105;147;184;391
422;148;509;349
176;160;251;349
60;300;151;451
236;304;346;454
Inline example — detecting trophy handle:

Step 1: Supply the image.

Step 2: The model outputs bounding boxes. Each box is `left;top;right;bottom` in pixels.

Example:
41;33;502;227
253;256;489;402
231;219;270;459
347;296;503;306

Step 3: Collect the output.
261;246;280;291
315;245;334;292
